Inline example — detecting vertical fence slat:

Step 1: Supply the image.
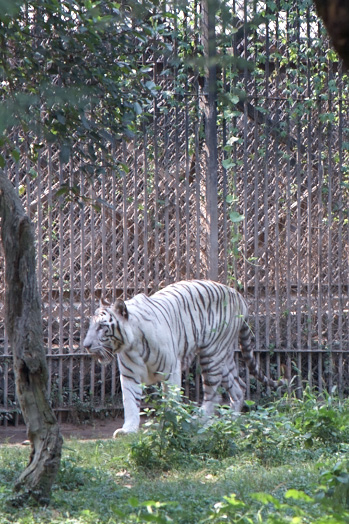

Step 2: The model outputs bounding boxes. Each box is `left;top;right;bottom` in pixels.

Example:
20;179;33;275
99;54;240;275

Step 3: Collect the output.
47;145;53;398
175;91;181;282
122;142;129;297
184;54;191;280
79;157;86;404
194;86;201;280
337;62;344;395
296;7;303;397
68;158;74;405
306;8;313;389
143;132;149;293
111;153;117;300
317;96;324;393
89;179;96;404
133;143;140;294
285;6;292;388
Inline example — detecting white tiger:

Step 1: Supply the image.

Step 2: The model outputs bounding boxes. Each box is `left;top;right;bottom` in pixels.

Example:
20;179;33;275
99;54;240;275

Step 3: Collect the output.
83;280;284;437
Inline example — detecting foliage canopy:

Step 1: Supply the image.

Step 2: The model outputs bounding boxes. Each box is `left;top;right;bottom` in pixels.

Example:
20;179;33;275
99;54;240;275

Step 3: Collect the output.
0;0;174;169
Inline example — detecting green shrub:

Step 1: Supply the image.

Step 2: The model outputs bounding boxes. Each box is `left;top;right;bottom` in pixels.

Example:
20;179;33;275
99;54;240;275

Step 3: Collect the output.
317;460;349;509
195;407;240;459
203;487;349;523
129;386;349;471
129;385;202;469
1;388;348;524
291;388;349;448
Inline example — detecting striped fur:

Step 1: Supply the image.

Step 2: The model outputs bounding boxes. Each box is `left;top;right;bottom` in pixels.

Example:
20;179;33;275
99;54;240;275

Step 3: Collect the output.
83;280;283;436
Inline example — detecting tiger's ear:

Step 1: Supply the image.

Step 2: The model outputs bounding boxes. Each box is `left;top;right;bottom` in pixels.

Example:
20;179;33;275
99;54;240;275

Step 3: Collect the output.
112;299;128;320
99;298;111;308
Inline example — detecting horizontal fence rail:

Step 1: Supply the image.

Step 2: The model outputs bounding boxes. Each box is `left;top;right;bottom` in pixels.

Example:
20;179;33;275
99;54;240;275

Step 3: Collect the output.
0;0;348;425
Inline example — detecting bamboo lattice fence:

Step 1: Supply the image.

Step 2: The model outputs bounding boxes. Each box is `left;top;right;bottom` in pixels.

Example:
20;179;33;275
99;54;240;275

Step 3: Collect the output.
0;0;348;424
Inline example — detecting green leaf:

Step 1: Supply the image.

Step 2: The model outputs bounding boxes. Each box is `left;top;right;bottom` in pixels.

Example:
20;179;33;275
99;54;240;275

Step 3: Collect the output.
145;80;159;96
128;496;140;508
60;144;71;164
222;493;246;508
336;473;349;484
229;211;244;223
56;113;66;125
226;194;237;204
55;185;70;198
134;102;143;115
222;158;234;170
0;0;22;19
29;167;38;179
285;489;313;502
251;492;282;508
11;149;20;162
229;95;239;104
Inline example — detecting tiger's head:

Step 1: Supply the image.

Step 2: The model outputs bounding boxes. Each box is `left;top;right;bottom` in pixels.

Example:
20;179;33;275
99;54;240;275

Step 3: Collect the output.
83;299;134;364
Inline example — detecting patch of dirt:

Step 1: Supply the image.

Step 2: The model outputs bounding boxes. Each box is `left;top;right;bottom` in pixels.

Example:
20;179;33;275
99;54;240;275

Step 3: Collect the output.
0;418;124;445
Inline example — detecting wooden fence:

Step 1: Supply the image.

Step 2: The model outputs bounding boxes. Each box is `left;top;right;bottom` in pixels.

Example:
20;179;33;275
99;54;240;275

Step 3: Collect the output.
1;0;348;424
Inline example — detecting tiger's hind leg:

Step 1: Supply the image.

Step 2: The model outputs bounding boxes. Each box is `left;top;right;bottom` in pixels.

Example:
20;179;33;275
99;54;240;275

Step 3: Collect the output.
222;361;246;413
161;361;182;398
199;355;224;417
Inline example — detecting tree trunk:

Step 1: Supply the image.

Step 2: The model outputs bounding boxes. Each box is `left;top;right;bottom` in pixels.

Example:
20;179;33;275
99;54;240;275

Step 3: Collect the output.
313;0;349;68
0;173;63;505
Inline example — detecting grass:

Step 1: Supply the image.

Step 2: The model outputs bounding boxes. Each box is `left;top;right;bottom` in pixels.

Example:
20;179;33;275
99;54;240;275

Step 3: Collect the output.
0;388;348;523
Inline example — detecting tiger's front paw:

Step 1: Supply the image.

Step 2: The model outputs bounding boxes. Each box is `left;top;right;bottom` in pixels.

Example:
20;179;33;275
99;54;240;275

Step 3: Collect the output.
113;426;138;438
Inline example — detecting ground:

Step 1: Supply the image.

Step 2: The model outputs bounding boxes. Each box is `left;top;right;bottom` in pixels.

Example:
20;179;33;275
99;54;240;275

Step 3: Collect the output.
0;418;124;445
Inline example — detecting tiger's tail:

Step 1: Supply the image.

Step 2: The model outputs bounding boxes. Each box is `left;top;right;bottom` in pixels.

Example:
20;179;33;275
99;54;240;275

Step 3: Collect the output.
238;321;285;389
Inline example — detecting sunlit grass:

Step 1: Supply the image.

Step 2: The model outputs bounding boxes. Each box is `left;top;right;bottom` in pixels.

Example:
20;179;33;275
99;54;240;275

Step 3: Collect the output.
0;391;348;523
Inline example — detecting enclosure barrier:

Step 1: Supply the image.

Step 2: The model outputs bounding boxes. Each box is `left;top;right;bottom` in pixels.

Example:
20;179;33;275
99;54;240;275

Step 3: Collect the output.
1;0;348;424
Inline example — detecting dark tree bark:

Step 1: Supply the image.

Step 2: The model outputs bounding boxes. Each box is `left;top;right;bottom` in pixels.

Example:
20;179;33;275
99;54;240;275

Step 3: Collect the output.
314;0;349;68
0;173;62;505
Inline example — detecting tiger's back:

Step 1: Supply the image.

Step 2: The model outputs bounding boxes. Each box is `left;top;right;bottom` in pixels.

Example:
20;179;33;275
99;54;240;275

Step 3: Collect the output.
126;280;247;366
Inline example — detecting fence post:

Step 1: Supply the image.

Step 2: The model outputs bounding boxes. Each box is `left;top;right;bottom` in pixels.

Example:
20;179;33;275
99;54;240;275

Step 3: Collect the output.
202;0;219;281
